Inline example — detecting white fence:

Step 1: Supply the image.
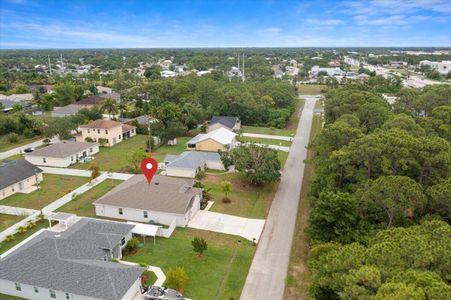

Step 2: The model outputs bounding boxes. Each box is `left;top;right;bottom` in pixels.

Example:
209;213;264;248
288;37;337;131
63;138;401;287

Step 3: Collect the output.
0;205;37;216
157;219;176;238
0;212;41;243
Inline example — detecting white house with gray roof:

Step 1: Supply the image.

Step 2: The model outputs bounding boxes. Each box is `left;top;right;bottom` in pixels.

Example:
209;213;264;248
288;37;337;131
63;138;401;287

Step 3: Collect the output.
94;175;202;227
25;140;99;167
163;151;224;178
0;218;143;300
0;159;43;200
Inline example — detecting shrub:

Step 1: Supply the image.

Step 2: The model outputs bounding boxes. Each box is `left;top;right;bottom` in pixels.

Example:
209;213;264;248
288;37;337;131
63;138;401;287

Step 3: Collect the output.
166;266;188;292
43;138;51;145
17;226;27;234
192;237;208;258
124;237;140;254
8;133;19;143
5;235;15;242
85;137;94;142
98;138;108;147
23;128;33;138
26;220;36;229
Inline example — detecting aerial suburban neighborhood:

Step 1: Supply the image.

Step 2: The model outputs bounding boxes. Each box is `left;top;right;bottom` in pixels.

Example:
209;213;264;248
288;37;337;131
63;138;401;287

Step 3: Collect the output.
0;1;450;300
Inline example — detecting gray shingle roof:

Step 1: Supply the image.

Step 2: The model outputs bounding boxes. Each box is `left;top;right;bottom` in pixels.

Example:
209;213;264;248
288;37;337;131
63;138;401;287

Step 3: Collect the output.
164;151;221;170
0;218;143;300
94;175;202;214
25;140;98;159
0;159;43;190
52;104;82;116
210;116;239;129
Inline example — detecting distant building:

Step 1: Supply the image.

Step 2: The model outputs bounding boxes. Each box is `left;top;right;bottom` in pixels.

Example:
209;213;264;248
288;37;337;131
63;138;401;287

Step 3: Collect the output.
310;66;345;77
419;60;451;75
163;151;224;178
51;104;83;117
207;116;241;132
76;95;106;109
77;119;136;146
187;127;237;152
161;70;177;78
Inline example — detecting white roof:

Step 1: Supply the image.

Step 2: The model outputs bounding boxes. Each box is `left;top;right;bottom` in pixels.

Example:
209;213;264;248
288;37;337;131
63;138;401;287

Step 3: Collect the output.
127;221;160;237
187;127;236;145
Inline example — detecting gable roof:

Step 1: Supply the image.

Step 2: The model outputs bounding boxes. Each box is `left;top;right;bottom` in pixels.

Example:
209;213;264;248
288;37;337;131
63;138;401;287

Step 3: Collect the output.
164;151;221;170
0;218;142;300
52;104;82;116
0;159;42;190
121;123;136;133
210;116;239;129
76;95;105;106
187;127;236;146
80;119;123;129
25;141;98;159
94;175;202;215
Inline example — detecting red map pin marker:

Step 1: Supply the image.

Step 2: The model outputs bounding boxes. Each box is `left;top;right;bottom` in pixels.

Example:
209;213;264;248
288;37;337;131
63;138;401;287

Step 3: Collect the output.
140;157;158;184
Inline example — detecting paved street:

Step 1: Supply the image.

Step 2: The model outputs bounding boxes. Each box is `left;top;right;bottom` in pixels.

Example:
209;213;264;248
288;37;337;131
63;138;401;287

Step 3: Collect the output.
240;96;317;300
0;137;59;160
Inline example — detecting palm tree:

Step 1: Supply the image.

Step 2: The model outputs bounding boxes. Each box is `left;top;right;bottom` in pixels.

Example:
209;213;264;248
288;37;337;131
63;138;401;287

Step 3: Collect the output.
101;97;118;119
118;101;127;118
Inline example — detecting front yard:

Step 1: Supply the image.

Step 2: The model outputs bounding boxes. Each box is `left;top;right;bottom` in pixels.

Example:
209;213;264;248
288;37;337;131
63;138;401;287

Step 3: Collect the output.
124;228;255;299
239;136;292;147
202;172;278;219
0;214;26;232
56;179;122;217
0;174;89;210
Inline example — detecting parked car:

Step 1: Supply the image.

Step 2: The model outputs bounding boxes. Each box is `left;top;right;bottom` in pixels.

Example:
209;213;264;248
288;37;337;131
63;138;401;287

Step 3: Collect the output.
23;147;34;153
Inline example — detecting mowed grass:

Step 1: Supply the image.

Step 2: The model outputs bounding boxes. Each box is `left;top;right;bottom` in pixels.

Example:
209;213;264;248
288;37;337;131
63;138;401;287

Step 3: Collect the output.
1;174;89;210
242;125;295;137
74;135;148;172
150;136;191;162
56;179;122;217
0;293;26;300
203;172;277;219
0;135;42;152
239;136;292;147
0;219;48;255
0;214;26;232
124;228;256;299
297;84;325;95
284;114;323;299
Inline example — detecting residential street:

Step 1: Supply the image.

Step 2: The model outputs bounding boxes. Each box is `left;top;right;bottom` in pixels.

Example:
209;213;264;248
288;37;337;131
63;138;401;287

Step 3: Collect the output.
0;137;59;160
240;96;317;300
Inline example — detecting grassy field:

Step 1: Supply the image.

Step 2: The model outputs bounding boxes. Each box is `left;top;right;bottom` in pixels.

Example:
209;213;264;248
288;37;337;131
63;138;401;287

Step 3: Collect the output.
297;84;325;95
0;219;48;254
0;214;26;232
203;172;277;219
56;180;122;217
0;294;26;300
124;228;255;299
0;135;42;152
284;114;323;299
239;136;292;147
242;125;295;137
74;135;189;172
0;174;89;210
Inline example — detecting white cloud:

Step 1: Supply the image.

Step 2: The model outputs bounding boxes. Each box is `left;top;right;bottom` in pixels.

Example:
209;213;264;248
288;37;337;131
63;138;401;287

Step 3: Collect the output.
265;27;281;33
305;19;343;26
355;14;430;25
343;0;451;15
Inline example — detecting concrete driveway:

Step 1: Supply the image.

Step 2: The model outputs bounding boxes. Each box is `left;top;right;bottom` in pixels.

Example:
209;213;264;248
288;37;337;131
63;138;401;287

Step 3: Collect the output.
188;210;265;242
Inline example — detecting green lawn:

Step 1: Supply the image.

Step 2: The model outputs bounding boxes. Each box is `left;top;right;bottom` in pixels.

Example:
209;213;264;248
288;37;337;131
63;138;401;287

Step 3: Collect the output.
3;153;24;161
0;294;26;300
0;174;89;210
56;179;122;217
239;136;292;147
0;214;26;232
124;228;255;299
285;114;323;299
242;125;295;137
203;172;277;219
0;135;42;152
278;151;289;168
0;219;49;254
298;84;325;95
74;135;189;172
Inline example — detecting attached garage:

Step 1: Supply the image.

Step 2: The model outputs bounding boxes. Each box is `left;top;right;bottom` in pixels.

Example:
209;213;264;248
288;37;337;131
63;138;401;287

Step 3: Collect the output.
163;151;224;178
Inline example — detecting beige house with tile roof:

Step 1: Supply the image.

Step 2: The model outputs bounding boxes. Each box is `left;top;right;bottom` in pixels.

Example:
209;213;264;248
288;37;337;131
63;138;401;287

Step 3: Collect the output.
77;119;136;147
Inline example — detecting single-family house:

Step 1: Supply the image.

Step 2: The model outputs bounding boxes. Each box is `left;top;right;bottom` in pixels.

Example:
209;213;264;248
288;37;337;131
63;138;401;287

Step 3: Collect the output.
76;95;106;109
187;127;236;152
24;140;99;167
51;104;82;117
207;116;241;132
0;99;31;113
77;119;136;146
163;151;224;178
94;175;202;227
0;159;43;200
0;218;144;300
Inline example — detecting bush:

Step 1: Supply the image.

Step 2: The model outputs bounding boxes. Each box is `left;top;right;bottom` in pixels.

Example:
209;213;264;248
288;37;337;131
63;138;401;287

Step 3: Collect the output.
23;128;33;138
98;138;108;147
8;133;19;143
43;138;51;145
17;226;27;234
5;235;15;242
192;237;208;258
166;266;188;292
124;237;140;254
85;137;94;142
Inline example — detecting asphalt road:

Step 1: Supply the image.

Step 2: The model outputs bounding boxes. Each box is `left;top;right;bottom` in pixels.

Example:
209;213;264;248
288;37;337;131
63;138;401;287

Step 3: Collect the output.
240;96;318;300
0;137;59;160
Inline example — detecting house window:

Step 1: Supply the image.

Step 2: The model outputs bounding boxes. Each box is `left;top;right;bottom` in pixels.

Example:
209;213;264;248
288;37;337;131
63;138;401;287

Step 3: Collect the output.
121;237;126;246
43;158;46;163
119;134;121;139
132;129;135;133
97;129;100;134
34;286;39;293
50;289;56;298
71;156;74;162
66;292;70;299
90;147;93;153
15;282;21;291
118;208;123;215
144;211;148;218
12;186;15;192
105;130;108;134
2;190;5;196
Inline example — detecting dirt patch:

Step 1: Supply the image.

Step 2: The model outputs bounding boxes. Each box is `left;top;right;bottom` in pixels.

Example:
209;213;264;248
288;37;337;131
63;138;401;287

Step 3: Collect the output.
203;174;222;184
231;179;254;192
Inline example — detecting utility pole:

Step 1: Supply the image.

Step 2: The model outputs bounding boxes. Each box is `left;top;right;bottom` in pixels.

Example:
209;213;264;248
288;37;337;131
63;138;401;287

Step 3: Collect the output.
242;53;245;82
48;55;52;74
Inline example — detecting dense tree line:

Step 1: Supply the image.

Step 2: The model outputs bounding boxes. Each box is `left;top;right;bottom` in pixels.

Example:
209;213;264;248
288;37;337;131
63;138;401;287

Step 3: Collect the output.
307;83;450;299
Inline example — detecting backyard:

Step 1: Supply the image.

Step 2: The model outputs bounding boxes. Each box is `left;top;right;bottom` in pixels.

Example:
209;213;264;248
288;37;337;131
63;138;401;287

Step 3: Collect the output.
73;135;190;172
297;84;325;95
124;228;255;299
0;174;89;210
0;219;49;254
202;172;278;219
0;214;26;232
56;179;122;217
238;136;292;147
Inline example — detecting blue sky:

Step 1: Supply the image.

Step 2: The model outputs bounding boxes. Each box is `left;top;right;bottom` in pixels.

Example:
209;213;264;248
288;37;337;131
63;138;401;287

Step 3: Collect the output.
1;0;450;48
